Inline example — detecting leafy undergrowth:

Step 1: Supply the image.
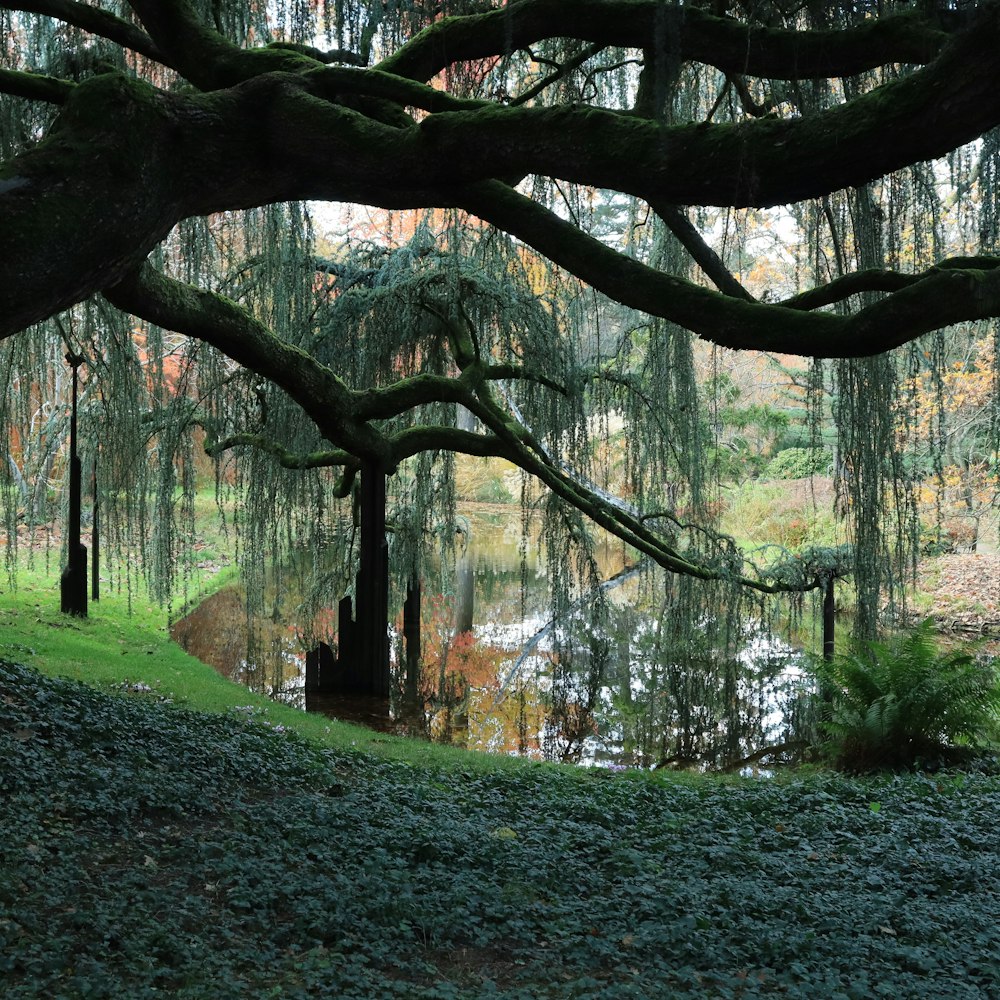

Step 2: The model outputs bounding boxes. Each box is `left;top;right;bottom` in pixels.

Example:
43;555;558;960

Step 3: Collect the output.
3;662;1000;999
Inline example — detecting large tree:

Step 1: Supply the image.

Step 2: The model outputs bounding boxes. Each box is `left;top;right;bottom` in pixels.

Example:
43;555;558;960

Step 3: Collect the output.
2;0;999;635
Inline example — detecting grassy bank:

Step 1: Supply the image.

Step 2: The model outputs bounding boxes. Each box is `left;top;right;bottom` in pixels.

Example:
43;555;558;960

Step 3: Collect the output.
0;563;520;773
1;571;1000;997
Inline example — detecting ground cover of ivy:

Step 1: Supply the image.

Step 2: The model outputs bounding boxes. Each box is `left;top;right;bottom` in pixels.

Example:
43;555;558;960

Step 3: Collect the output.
3;660;999;999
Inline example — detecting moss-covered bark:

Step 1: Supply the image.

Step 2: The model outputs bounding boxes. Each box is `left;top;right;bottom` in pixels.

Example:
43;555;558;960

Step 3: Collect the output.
3;4;1000;347
379;1;951;83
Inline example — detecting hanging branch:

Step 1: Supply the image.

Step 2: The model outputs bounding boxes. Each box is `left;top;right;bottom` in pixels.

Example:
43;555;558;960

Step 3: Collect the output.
203;432;358;473
703;78;731;123
510;42;607;106
822;196;849;280
652;202;756;302
726;73;769;118
8;1;165;62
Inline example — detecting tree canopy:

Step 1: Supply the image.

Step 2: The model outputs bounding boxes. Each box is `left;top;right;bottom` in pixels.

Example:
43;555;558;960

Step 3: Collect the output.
2;0;1000;628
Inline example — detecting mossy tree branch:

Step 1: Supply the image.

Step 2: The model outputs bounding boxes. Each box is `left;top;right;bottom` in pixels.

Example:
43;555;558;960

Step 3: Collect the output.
380;2;952;84
103;262;392;463
203;433;357;472
463;181;1000;357
4;8;1000;346
0;68;74;103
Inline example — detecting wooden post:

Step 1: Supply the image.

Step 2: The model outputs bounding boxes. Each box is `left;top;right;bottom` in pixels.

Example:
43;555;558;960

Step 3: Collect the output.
306;641;336;694
403;578;421;699
60;355;87;617
823;575;835;662
354;459;389;697
91;451;99;601
305;647;319;693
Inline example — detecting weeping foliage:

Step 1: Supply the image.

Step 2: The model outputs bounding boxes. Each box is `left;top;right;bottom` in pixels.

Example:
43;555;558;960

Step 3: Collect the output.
780;5;977;638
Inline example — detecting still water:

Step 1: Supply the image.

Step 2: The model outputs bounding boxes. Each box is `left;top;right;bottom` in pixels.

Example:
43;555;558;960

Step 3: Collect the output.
171;510;814;770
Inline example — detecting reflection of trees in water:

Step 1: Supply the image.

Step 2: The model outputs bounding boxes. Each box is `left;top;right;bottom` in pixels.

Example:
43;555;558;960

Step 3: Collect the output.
516;572;815;770
407;561;815;770
171;564;329;709
175;531;817;769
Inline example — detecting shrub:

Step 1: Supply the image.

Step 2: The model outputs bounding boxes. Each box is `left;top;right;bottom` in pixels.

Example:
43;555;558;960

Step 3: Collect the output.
721;480;838;549
764;447;832;480
811;619;1000;771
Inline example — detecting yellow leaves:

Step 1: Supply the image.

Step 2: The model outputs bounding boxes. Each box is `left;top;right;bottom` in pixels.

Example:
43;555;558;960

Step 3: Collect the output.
907;337;996;434
489;826;518;841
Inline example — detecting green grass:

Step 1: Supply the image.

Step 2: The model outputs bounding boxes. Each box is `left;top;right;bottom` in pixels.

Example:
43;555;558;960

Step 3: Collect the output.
0;560;529;773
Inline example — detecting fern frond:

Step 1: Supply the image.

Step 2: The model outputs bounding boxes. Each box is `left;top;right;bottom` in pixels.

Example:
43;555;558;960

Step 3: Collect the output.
810;620;1000;771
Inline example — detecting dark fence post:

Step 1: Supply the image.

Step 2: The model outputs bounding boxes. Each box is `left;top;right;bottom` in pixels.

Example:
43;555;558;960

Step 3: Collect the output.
403;578;421;699
823;575;835;662
306;641;337;694
91;451;99;601
305;646;319;693
60;354;87;617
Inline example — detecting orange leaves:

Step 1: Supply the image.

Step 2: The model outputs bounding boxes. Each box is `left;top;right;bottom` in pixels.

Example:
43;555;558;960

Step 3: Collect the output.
906;336;995;435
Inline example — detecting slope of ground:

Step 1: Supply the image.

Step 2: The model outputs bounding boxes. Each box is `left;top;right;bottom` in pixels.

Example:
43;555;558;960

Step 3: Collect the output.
917;554;1000;633
2;661;999;999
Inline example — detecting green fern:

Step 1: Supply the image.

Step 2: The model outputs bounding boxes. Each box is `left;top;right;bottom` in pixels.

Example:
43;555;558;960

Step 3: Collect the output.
813;619;1000;771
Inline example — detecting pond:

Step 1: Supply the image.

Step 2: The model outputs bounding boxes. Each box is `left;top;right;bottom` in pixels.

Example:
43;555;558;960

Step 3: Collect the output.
171;509;816;770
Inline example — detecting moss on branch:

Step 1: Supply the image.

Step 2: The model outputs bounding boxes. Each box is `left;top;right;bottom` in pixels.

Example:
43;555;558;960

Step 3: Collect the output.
389;426;507;464
463;181;1000;358
0;68;73;104
104;264;389;463
204;433;357;472
406;45;1000;209
381;1;949;85
353;374;474;421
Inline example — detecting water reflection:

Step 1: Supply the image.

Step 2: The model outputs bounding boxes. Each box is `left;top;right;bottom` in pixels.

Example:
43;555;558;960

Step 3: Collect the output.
171;510;816;769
